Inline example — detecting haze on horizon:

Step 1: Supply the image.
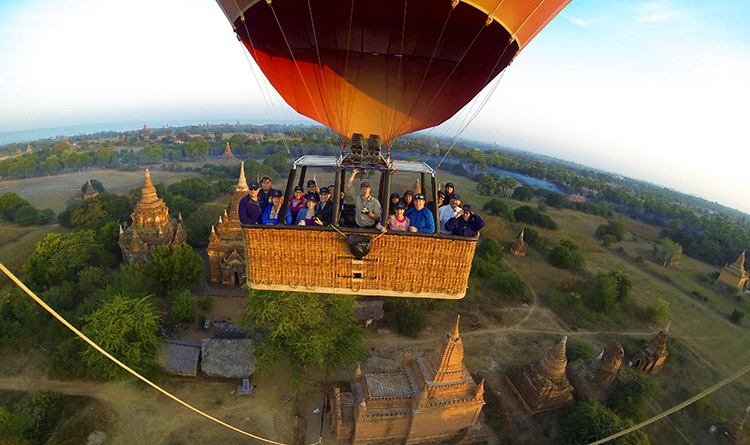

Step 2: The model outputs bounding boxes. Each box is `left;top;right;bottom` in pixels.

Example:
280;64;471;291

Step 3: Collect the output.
1;0;748;214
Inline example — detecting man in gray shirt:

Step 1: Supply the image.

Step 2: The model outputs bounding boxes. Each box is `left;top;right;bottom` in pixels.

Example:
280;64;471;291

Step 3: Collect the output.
346;169;382;228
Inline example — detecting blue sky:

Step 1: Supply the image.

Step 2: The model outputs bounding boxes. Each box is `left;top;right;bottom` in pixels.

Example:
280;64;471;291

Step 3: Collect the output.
1;0;749;213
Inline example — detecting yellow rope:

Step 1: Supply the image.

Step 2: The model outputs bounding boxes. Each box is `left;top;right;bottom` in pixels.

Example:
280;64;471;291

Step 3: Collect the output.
588;362;750;444
0;263;288;445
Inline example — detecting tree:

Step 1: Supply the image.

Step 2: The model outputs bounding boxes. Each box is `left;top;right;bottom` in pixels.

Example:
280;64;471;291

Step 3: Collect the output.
646;298;671;324
654;238;682;267
585;273;619;313
394;307;427;338
183;137;209;160
497;177;517;197
549;240;584;271
243;291;367;384
0;192;29;218
22;231;108;289
608;270;632;300
477;174;500;196
562;401;649;445
81;179;105;193
263;152;289;174
172;290;197;323
482;198;509;217
596;220;628;242
80;295;161;380
147;245;203;295
608;369;661;421
511;186;535;201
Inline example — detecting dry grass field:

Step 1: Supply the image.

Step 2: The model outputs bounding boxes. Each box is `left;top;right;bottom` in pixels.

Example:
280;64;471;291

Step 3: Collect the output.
0;168;202;213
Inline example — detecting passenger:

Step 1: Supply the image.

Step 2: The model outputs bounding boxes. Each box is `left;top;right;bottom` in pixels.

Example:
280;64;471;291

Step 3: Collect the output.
288;185;307;222
315;187;334;226
261;190;292;225
296;194;319;225
427;190;445;215
439;194;462;234
306;179;320;202
346;169;382;228
376;202;410;233
445;204;485;236
238;181;262;225
388;192;400;215
258;175;276;211
402;190;415;210
405;193;435;233
443;182;456;203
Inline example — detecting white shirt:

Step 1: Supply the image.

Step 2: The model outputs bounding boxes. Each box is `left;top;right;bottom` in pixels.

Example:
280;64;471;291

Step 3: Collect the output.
439;205;462;234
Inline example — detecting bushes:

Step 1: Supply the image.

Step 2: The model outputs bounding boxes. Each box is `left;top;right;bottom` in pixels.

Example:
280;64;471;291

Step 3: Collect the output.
1;390;64;443
596;220;627;242
475;237;503;261
549;239;585;270
513;205;558;230
608;369;661;421
172;291;197;323
730;309;744;324
646;298;671;324
394;307;427;338
493;272;527;301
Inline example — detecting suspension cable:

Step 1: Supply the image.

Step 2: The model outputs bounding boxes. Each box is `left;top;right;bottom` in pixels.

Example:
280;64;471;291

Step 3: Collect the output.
588;361;750;444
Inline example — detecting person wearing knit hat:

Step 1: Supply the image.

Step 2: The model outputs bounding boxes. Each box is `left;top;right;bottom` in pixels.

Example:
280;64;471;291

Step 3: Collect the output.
445;203;485;236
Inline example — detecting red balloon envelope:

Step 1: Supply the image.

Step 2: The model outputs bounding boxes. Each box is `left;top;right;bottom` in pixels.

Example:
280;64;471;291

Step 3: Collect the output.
216;0;570;142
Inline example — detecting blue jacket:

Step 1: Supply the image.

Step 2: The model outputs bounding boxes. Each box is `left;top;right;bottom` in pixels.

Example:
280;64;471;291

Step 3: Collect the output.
238;195;261;225
404;207;435;233
261;205;292;225
445;214;485;237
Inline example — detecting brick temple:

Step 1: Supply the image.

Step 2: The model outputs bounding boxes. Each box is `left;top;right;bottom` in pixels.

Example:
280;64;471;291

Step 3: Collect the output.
716;406;749;443
630;324;669;373
207;162;249;286
118;169;186;265
506;336;575;414
510;230;527;257
717;251;749;290
331;316;485;443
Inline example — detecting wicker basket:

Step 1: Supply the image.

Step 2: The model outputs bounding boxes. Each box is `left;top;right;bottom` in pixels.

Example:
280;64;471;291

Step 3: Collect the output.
242;226;476;299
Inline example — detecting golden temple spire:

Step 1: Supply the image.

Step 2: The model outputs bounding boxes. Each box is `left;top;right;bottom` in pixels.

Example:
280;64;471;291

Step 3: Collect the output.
451;314;461;340
237;161;249;191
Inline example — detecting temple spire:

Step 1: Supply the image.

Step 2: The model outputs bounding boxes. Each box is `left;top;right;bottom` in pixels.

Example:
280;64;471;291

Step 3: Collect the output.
140;169;160;204
451;315;461;340
535;336;568;381
237;161;249;191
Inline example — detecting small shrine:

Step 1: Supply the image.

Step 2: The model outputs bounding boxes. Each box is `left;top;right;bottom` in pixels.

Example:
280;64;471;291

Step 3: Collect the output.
118;169;187;265
630;323;669;373
220;142;236;160
505;336;575;414
586;342;623;390
207;162;249;286
716;406;748;443
717;251;749;290
331;316;485;443
510;230;527;257
81;180;99;200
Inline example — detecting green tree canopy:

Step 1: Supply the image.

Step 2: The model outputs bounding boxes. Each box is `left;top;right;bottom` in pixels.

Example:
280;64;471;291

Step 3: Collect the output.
146;245;203;295
511;185;535;201
80;295;161;380
562;401;650;445
0;192;30;218
243;291;367;385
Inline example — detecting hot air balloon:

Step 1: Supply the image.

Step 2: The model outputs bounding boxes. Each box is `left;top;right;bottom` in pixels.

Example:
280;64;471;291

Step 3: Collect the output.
216;0;569;298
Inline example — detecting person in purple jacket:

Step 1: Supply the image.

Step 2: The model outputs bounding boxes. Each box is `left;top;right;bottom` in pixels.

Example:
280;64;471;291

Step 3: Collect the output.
445;204;485;237
238;181;262;225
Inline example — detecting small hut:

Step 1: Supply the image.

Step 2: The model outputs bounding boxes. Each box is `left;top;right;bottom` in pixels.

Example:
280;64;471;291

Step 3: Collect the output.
162;341;201;377
200;339;255;379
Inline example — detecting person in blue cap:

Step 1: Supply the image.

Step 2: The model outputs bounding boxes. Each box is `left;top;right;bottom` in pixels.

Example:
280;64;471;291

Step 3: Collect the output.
405;193;436;233
261;189;292;225
296;193;320;225
288;185;307;222
445;204;485;236
346;169;382;228
439;193;462;234
306;179;320;202
238;181;262;225
315;187;334;226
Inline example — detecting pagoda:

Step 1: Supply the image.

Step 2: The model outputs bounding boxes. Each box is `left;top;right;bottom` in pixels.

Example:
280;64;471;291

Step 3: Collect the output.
220;142;236;160
506;336;575;414
717;251;749;290
630;323;669;373
118;169;187;265
207;162;249;285
331;316;486;443
510;230;527;257
26;145;32;153
717;406;749;443
81;180;99;200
